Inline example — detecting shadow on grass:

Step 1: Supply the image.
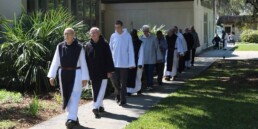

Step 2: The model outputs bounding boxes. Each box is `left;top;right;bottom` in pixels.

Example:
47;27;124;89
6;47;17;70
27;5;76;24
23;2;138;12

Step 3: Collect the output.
127;60;258;129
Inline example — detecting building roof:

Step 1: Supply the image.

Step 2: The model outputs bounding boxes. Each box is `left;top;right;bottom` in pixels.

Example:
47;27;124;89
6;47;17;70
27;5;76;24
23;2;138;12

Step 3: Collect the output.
217;15;254;25
102;0;193;4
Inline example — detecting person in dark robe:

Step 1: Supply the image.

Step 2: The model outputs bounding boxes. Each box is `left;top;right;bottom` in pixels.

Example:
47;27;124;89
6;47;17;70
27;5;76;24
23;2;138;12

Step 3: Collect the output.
85;27;115;118
165;28;185;81
175;27;187;73
212;34;221;49
126;29;144;96
156;30;167;86
48;28;90;129
183;28;194;69
165;29;177;81
190;26;200;66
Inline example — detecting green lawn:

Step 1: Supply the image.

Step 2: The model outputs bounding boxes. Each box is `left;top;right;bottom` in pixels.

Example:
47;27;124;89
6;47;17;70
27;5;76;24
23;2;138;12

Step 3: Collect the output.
125;60;258;129
234;43;258;51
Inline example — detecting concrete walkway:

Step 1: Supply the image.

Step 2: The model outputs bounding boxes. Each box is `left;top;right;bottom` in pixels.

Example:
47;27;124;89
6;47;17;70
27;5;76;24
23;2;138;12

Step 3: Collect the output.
30;46;258;129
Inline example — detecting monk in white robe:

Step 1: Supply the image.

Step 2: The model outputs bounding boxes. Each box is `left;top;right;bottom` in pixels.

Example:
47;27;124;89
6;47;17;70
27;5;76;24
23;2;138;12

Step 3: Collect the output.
48;28;90;129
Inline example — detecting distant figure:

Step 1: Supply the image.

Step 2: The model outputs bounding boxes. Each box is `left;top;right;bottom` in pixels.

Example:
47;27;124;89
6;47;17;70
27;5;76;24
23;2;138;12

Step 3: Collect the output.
140;25;163;91
183;28;194;69
175;26;187;73
229;32;236;45
190;26;200;66
222;30;229;50
109;20;135;106
212;34;221;49
156;30;168;86
48;28;90;129
127;29;144;95
85;27;115;118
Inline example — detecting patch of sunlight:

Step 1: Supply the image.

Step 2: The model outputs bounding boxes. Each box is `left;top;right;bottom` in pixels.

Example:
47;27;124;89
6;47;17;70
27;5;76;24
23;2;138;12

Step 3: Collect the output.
193;89;223;95
175;104;210;117
172;93;196;98
191;77;209;81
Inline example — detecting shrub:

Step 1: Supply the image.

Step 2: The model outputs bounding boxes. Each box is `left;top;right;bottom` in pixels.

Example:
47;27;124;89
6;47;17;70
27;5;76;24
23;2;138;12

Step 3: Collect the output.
28;94;40;116
0;8;89;92
0;90;22;104
240;29;258;43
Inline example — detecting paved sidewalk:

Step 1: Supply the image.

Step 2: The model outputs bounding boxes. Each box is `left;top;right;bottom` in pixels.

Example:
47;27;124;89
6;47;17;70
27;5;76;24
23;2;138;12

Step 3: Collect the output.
30;47;258;129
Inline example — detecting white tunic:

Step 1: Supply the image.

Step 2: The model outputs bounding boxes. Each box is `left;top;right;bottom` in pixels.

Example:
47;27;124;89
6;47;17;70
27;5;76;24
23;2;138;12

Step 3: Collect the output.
109;28;136;68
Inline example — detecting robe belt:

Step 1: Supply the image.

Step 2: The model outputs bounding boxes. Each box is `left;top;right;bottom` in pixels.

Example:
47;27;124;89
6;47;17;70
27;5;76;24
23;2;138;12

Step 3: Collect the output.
59;66;81;70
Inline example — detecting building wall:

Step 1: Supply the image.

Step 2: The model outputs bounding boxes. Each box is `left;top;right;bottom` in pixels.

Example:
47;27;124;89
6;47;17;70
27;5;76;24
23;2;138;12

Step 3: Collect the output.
0;0;25;20
102;1;194;40
193;0;214;53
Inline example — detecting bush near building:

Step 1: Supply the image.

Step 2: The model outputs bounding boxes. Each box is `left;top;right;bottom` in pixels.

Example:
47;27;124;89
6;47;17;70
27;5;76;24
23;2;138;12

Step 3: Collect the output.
240;29;258;43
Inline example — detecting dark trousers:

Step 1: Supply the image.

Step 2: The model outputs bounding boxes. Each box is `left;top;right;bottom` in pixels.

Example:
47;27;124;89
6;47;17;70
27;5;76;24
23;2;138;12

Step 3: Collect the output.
144;64;155;87
191;48;196;65
110;68;128;103
156;62;165;84
178;55;185;73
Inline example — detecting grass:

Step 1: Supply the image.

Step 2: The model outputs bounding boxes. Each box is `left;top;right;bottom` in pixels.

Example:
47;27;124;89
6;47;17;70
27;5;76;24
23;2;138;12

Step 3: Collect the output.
234;43;258;51
0;120;16;129
0;90;22;104
125;60;258;129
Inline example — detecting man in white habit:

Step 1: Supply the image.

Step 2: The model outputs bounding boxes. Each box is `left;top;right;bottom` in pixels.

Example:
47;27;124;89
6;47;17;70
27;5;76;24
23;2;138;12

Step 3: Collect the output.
48;28;90;129
85;27;115;118
165;28;185;81
109;20;135;106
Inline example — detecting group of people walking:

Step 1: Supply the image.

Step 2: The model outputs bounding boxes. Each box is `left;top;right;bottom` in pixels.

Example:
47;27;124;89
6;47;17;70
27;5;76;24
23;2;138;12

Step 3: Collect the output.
47;20;200;129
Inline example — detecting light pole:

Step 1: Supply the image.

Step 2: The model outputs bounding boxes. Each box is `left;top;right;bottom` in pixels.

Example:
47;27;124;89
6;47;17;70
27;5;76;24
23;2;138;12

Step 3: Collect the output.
246;0;258;29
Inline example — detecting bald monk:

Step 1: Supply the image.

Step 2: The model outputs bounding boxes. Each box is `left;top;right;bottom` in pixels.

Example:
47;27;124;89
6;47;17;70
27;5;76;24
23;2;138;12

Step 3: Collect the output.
48;28;90;129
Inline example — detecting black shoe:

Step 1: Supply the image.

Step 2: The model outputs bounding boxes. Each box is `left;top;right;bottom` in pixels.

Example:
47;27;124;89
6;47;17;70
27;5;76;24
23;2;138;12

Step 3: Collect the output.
66;119;79;129
137;90;142;95
99;106;105;113
92;109;100;118
115;95;120;103
119;101;127;106
127;93;132;96
165;76;171;81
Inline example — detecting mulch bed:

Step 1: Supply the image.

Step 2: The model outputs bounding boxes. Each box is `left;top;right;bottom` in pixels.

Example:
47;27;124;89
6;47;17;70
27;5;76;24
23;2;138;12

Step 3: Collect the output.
0;93;91;129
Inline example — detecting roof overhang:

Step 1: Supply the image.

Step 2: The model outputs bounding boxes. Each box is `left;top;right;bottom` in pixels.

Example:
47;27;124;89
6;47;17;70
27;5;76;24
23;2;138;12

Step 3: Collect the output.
102;0;194;4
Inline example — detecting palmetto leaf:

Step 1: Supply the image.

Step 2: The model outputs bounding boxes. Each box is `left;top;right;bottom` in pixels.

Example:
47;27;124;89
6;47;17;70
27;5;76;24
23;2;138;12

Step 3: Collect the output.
0;7;89;92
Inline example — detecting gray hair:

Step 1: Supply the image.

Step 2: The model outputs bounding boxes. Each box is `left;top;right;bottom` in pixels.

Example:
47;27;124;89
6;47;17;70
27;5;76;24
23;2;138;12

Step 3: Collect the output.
64;27;75;34
142;25;150;31
90;27;100;34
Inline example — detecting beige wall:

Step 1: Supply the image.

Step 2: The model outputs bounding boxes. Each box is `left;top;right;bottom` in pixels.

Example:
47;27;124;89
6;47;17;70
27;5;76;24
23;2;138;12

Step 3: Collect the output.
193;0;215;53
102;2;194;40
0;0;25;20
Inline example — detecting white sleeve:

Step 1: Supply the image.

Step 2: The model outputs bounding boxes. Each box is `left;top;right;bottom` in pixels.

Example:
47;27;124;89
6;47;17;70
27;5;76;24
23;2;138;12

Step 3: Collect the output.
137;44;144;66
79;48;90;80
47;46;60;78
128;35;136;67
109;35;114;52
